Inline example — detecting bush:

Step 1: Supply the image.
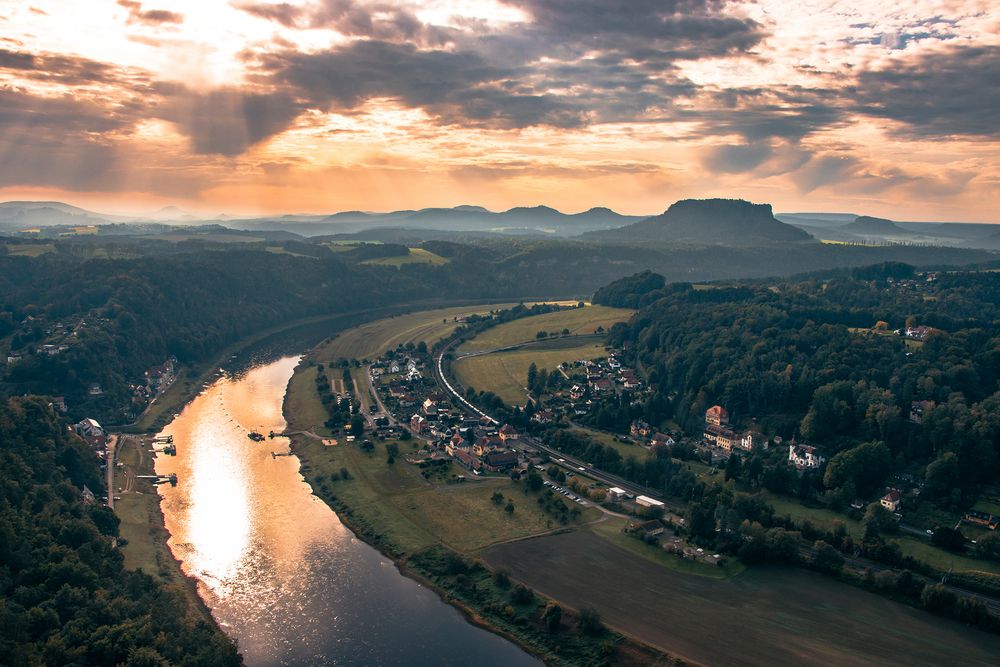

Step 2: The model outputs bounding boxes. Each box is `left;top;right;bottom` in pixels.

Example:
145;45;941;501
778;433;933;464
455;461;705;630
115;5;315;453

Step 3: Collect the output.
577;606;604;636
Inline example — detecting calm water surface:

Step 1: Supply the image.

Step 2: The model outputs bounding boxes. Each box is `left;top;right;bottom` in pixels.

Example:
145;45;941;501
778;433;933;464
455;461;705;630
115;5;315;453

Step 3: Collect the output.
156;356;540;666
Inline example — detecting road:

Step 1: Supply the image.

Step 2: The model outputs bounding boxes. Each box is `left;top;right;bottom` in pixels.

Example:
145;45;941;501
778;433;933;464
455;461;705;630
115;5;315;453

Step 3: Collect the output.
106;435;117;510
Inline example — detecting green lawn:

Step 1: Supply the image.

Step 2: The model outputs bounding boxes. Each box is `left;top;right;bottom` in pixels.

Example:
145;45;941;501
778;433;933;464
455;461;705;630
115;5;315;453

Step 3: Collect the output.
458;305;632;353
312;303;517;361
453;341;607;405
4;243;54;256
284;364;334;435
294;428;597;555
362;247;449;266
763;492;864;539
568;427;653;463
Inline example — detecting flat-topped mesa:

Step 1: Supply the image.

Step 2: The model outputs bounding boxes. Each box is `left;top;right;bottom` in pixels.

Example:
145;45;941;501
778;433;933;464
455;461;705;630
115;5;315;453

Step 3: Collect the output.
586;198;815;245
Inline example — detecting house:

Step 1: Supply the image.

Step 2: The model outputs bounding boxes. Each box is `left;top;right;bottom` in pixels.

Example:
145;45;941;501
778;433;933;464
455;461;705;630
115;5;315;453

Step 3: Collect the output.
704;423;737;450
591;378;613;393
788;442;825;469
88;383;104;396
735;431;766;452
499;424;519;442
570;385;585;401
651;432;673;449
421;398;438;417
905;325;937;340
531;410;556;424
608;487;628;501
449;432;465;449
398;393;418;408
909;400;935;425
636;495;665;509
631;420;651;439
6;352;22;364
49;396;67;413
474;435;503;456
74;418;106;450
620;370;641;389
705;405;729;427
453;448;481;472
74;418;105;439
81;485;96;505
963;511;1000;530
629;519;664;538
410;414;428;434
880;490;902;512
484;450;519;472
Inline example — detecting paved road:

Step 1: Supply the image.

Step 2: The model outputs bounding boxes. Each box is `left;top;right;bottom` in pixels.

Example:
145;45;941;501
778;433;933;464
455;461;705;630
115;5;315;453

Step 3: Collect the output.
106;435;117;510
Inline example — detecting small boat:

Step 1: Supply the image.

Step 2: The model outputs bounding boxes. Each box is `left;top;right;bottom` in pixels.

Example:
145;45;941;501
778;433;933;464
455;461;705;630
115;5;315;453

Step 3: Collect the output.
248;431;265;442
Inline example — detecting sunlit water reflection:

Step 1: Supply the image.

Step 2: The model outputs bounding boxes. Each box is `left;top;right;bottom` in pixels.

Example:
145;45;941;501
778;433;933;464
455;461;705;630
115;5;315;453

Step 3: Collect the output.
156;356;539;666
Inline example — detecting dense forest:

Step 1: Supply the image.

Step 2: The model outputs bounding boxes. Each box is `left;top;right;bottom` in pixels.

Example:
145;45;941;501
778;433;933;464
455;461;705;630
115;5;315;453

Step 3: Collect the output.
0;397;241;665
594;265;1000;507
1;232;997;425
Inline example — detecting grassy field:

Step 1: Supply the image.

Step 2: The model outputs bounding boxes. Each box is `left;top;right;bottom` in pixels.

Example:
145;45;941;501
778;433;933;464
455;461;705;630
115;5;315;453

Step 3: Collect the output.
569;427;653;463
589;518;742;579
453;341;607;405
312;303;518;361
362;247;449;266
114;437;214;624
293;428;598;554
4;243;55;256
896;535;1000;575
284;364;334;435
764;492;864;539
458;305;632;353
484;530;1000;667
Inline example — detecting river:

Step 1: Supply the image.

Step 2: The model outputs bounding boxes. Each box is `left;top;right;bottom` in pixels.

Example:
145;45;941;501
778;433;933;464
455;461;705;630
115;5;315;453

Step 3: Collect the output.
154;356;540;666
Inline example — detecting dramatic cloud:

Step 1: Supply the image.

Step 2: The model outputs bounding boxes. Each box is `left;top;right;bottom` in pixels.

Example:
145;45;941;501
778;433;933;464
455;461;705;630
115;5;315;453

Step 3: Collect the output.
0;0;996;220
154;87;306;155
118;0;184;26
854;44;1000;138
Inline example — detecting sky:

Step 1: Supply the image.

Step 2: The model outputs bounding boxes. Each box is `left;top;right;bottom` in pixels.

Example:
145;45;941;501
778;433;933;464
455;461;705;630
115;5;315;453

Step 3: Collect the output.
0;0;997;220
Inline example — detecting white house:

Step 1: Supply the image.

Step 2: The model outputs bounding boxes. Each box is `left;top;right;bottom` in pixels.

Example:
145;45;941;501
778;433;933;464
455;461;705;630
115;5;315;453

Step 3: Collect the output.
608;487;627;501
635;495;665;508
788;443;825;469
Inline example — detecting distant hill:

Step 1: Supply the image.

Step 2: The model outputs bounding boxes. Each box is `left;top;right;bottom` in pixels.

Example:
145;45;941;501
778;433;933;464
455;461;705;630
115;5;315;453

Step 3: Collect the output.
0;201;113;230
842;215;912;236
232;205;642;237
585;199;815;245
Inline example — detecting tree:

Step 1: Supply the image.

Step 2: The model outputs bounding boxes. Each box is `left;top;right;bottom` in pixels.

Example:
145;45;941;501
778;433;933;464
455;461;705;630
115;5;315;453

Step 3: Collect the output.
491;490;504;505
510;584;534;605
724;452;742;481
505;501;515;515
923;453;960;499
931;526;966;552
812;540;845;573
350;415;365;437
527;362;538;388
823;441;892;497
542;603;562;632
526;471;544;492
577;606;604;635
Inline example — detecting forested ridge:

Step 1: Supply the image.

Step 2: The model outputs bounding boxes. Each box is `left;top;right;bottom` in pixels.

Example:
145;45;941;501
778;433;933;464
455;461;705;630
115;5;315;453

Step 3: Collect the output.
597;265;1000;503
0;397;241;665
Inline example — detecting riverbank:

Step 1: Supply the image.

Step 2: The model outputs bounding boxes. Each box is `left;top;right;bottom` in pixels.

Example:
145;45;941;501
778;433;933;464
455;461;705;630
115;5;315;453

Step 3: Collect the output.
120;297;557;435
283;345;681;665
113;434;233;651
